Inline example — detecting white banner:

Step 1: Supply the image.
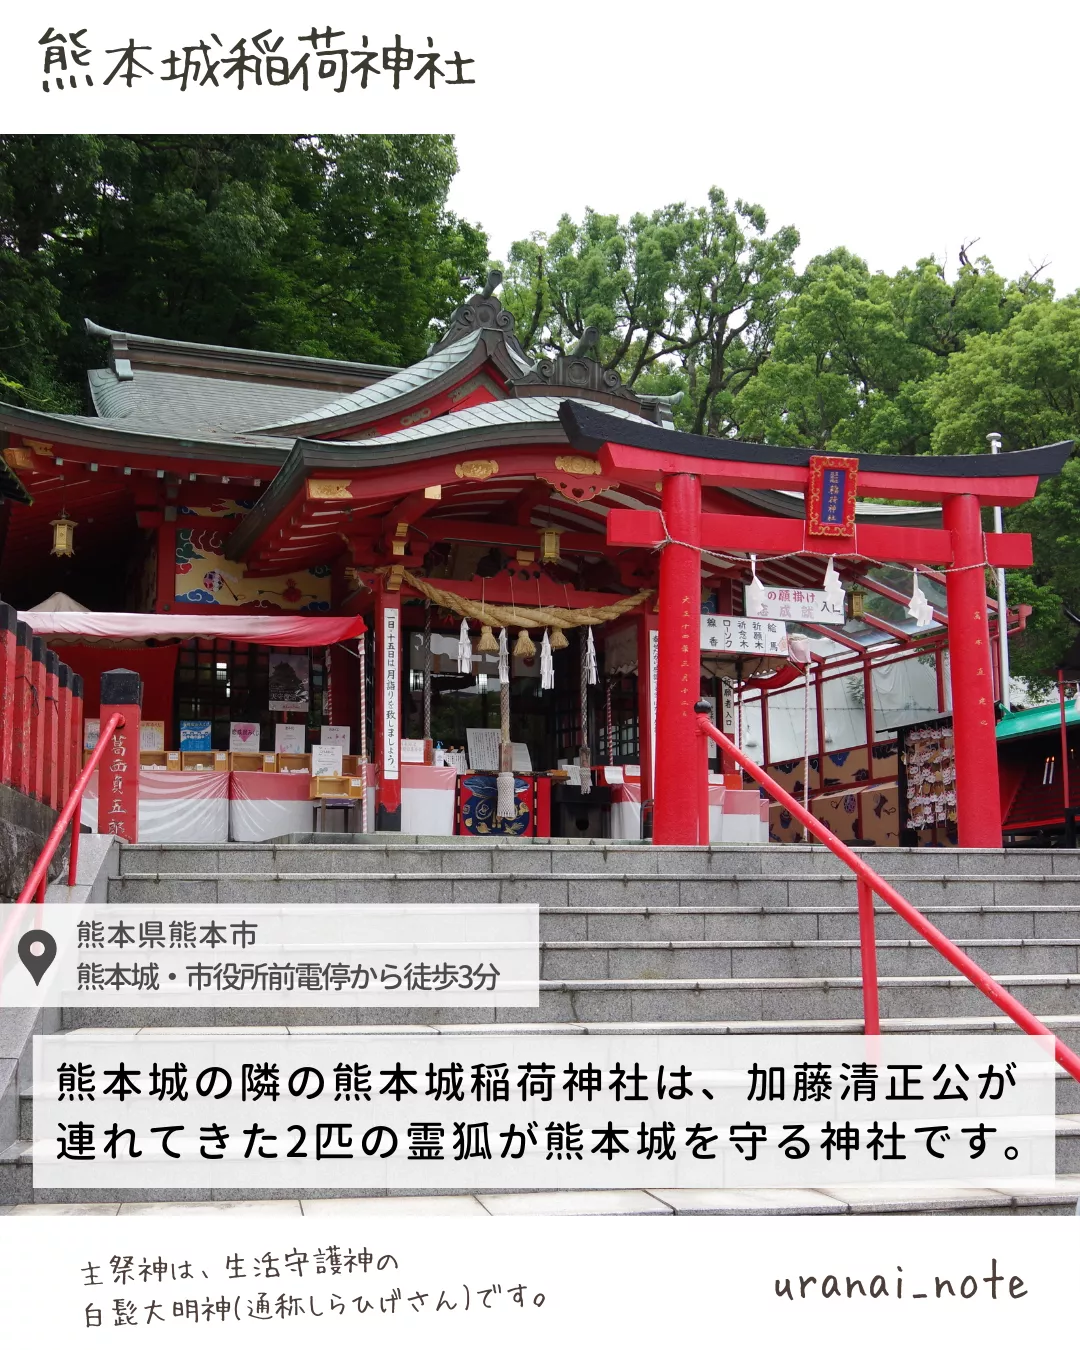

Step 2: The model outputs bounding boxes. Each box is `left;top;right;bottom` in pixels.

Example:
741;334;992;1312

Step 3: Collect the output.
744;584;845;624
383;605;400;780
702;614;788;655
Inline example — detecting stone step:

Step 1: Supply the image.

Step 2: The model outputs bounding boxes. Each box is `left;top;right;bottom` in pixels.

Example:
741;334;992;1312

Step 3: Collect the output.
6;1118;1080;1207
540;906;1080;941
116;842;1080;879
107;871;1080;908
537;939;1080;981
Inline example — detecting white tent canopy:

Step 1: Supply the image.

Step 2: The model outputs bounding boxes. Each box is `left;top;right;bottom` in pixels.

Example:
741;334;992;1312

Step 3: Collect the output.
26;592;90;612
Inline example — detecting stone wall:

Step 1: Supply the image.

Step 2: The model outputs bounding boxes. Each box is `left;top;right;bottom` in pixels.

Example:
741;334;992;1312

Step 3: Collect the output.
0;784;66;902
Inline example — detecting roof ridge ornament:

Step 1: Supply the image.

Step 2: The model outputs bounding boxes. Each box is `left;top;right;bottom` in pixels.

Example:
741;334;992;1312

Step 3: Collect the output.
430;270;526;357
510;326;640;407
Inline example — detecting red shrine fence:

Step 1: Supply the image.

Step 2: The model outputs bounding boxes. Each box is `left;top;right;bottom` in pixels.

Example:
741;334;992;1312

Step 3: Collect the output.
0;600;84;812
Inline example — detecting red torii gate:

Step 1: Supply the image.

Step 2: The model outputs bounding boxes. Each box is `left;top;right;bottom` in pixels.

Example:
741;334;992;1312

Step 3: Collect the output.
559;402;1073;849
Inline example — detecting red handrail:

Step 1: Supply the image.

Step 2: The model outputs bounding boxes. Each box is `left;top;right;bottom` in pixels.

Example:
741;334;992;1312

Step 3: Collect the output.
14;711;125;905
694;707;1080;1084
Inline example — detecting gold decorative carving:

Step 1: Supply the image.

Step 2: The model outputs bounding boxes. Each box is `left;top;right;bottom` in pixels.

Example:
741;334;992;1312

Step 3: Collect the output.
4;448;34;470
400;406;432;427
538;471;614;503
455;459;498;481
307;479;354;500
554;454;601;476
21;439;55;456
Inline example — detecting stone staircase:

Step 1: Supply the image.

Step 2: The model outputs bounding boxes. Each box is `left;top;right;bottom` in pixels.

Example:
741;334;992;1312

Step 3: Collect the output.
4;837;1080;1215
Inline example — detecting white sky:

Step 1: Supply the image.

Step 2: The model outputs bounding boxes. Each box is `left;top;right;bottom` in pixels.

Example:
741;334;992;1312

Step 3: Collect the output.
3;0;1078;291
445;1;1080;291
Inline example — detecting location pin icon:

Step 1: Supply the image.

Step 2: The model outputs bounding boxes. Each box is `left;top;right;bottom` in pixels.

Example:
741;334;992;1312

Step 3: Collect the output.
18;930;57;986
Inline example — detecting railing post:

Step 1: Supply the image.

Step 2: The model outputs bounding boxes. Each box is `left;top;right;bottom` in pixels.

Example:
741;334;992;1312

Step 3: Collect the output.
99;668;142;843
29;636;45;801
0;601;16;786
70;673;84;807
11;621;31;796
57;664;72;806
856;877;881;1035
43;649;60;808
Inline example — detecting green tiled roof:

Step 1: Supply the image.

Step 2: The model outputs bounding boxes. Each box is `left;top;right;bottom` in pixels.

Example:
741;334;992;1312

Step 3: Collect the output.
997;703;1079;741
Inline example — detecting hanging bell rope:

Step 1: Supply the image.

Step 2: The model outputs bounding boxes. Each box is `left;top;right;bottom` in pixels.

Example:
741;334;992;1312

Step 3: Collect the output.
383;568;652;632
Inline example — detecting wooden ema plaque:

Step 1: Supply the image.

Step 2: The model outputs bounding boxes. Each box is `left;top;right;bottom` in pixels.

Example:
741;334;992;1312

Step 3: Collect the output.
807;455;858;538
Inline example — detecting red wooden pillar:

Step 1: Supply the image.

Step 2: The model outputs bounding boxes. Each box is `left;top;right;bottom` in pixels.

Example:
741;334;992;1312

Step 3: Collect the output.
653;472;702;845
943;494;1002;848
0;601;16;785
57;663;73;805
99;669;142;843
29;636;45;802
374;586;401;831
42;650;60;807
11;621;31;795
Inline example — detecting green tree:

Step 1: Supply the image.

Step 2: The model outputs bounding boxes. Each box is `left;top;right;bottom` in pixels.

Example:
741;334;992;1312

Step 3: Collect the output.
500;189;799;435
733;248;1049;453
926;297;1080;680
0;133;488;405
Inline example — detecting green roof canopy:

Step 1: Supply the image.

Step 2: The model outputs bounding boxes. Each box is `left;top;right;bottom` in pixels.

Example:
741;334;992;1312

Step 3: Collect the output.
997;702;1080;741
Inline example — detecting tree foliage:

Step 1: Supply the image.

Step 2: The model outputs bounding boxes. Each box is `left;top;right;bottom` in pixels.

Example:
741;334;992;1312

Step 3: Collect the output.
0;133;487;407
500;189;799;435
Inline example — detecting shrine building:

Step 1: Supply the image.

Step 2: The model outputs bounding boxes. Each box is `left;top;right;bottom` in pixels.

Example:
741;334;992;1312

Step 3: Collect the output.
0;274;1069;848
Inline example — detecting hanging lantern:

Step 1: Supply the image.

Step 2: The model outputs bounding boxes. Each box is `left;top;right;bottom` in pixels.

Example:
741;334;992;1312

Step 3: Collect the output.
50;511;76;558
540;528;561;564
849;585;866;620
